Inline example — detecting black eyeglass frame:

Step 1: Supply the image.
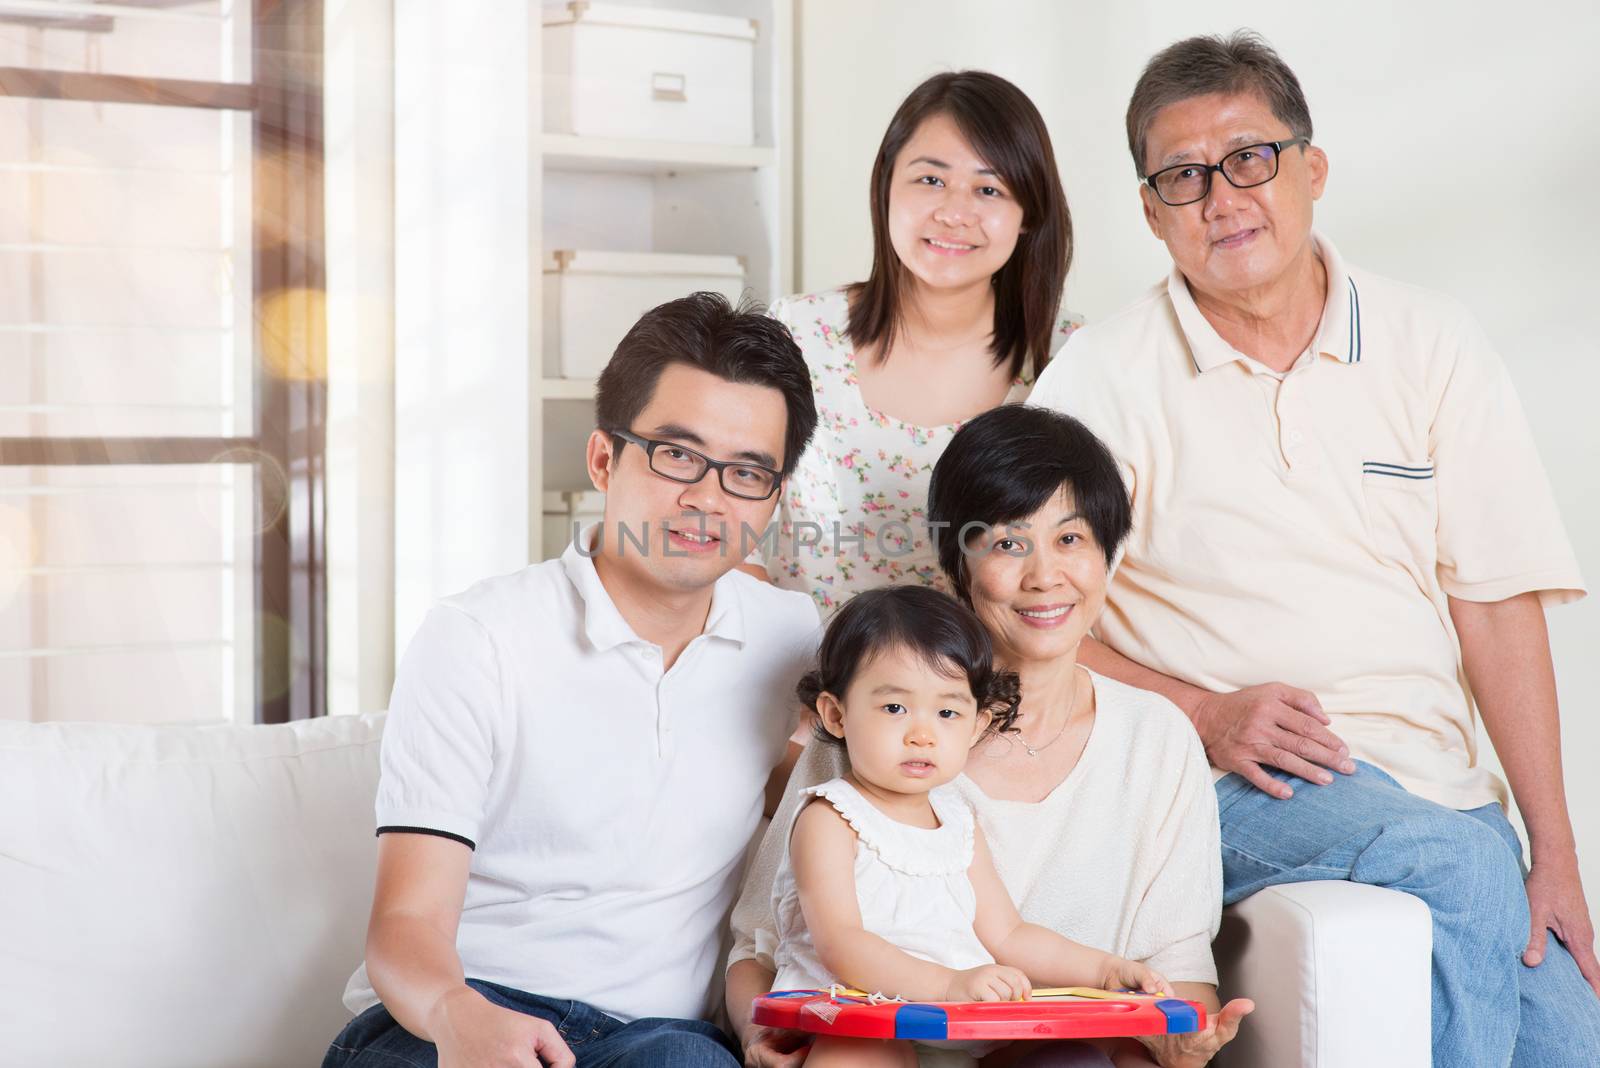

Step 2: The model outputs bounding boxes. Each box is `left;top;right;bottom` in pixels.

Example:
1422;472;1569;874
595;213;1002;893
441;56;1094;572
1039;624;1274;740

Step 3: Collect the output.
608;428;784;502
1142;137;1311;206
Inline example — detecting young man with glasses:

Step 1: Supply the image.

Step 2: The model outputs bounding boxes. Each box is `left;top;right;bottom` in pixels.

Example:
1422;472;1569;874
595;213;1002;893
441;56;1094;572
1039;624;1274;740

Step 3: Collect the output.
326;293;821;1068
1031;30;1599;1068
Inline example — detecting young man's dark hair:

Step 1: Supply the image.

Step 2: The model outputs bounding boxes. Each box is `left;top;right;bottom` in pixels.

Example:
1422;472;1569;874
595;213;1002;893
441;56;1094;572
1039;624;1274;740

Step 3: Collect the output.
595;291;818;477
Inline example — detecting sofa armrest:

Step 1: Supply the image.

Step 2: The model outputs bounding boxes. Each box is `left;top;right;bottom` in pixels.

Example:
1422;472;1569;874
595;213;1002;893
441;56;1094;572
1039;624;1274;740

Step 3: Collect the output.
1212;880;1431;1068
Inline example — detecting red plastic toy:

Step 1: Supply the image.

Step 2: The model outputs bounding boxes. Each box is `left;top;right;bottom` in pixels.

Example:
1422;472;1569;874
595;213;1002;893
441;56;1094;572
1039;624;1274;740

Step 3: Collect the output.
753;987;1206;1042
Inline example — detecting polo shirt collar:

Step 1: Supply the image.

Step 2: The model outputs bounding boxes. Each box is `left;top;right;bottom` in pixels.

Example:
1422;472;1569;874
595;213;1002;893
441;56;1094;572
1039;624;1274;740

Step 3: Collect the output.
560;523;747;652
1309;233;1363;366
1168;230;1364;373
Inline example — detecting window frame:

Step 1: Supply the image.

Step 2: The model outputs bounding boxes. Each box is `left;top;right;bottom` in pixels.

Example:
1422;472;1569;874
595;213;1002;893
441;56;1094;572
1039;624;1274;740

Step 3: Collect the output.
0;0;327;724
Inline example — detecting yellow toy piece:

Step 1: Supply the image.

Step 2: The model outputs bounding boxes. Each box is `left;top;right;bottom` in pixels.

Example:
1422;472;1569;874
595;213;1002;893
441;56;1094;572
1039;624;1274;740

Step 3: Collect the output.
827;985;1172;1003
1031;987;1171;1001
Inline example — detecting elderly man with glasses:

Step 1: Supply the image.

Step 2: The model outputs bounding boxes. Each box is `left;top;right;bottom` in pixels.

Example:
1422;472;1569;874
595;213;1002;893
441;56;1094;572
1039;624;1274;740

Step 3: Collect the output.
1031;30;1599;1068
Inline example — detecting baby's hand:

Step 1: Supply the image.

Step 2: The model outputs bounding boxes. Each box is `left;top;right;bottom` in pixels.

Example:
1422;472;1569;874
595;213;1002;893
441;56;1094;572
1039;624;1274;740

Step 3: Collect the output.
945;964;1031;1002
1105;957;1169;996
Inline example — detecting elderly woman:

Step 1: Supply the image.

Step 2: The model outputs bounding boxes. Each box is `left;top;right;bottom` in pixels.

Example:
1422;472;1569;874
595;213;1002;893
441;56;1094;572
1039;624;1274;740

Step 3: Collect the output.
727;405;1251;1068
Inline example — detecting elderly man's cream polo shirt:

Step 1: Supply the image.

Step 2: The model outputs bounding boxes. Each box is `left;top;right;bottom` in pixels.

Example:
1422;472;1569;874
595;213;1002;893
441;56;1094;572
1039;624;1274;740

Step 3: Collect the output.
1031;233;1585;811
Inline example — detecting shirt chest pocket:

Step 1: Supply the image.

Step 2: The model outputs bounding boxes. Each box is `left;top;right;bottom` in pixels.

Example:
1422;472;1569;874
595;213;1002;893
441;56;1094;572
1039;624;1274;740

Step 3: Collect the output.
1360;460;1439;570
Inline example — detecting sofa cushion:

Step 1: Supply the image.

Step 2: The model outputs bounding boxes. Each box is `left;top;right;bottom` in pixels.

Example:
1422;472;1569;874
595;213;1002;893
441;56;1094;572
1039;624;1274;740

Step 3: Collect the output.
0;713;384;1068
1212;880;1433;1067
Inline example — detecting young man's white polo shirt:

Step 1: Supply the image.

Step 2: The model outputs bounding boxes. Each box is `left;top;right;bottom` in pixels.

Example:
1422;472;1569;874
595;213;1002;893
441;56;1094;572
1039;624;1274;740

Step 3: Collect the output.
343;526;821;1023
1031;233;1585;812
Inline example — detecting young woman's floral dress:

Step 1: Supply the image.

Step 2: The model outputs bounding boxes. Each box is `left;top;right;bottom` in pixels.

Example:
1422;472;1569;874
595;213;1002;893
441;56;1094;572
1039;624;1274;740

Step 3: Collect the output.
762;288;1081;617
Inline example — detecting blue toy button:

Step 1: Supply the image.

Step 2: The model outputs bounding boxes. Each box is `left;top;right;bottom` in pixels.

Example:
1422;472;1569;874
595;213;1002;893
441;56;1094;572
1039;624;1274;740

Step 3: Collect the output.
894;1003;950;1040
1155;999;1200;1033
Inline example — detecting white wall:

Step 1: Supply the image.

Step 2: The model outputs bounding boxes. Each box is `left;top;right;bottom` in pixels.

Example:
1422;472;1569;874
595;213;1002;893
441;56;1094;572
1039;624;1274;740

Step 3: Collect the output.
392;0;536;662
798;0;1600;895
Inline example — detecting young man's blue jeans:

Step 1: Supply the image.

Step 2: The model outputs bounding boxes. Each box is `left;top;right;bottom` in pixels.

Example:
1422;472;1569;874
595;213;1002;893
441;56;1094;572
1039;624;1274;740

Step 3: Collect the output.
322;980;740;1068
1217;760;1600;1067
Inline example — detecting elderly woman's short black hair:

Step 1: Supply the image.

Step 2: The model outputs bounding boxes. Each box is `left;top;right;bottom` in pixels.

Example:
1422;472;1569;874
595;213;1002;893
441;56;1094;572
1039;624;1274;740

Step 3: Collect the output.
927;405;1132;600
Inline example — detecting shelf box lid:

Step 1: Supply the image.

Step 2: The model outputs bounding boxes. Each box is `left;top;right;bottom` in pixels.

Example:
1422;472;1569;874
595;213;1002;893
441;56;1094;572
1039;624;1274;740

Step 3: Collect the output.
544;249;745;278
541;2;757;42
542;489;607;513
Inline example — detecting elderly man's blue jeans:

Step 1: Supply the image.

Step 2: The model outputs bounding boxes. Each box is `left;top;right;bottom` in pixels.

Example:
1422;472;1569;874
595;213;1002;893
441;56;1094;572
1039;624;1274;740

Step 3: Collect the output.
322;980;740;1068
1216;760;1600;1068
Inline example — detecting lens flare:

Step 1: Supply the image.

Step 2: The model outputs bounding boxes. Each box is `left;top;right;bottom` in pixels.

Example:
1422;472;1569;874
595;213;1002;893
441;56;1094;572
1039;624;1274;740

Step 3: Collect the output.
0;503;33;610
257;285;327;382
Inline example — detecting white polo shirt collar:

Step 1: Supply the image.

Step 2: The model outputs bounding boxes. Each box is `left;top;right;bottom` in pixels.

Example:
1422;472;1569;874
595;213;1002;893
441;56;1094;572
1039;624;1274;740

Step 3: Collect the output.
559;523;747;652
1167;231;1365;374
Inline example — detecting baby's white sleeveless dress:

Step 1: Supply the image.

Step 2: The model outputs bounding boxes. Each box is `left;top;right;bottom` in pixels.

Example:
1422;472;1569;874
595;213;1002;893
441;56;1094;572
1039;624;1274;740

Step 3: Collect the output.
770;776;999;1066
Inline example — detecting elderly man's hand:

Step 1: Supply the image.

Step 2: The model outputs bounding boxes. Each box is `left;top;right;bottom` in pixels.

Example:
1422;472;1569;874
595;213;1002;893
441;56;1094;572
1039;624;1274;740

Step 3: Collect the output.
1523;849;1600;997
1192;684;1355;799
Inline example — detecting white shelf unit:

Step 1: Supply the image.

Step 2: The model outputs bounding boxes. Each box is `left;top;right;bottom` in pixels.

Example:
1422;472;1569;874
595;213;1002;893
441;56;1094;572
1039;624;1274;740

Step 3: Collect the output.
539;376;599;401
531;0;794;560
393;0;792;656
542;133;776;173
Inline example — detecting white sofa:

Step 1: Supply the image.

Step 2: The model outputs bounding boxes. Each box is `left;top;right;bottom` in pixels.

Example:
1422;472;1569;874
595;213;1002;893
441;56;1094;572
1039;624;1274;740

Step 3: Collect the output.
0;714;1431;1068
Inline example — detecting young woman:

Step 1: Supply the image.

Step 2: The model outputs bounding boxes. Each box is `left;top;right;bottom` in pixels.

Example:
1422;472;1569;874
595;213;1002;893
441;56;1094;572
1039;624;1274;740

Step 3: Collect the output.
754;71;1078;615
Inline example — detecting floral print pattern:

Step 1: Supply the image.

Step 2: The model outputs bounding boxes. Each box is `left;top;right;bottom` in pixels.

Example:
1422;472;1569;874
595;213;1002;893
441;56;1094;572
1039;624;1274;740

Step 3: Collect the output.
761;288;1081;617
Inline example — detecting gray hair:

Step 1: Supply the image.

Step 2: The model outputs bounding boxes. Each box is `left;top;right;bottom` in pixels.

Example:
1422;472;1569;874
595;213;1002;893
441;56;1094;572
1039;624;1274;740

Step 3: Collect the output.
1126;30;1314;178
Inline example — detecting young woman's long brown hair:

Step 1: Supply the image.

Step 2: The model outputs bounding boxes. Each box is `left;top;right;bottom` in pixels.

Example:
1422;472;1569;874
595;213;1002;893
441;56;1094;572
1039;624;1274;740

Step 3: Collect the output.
846;71;1073;379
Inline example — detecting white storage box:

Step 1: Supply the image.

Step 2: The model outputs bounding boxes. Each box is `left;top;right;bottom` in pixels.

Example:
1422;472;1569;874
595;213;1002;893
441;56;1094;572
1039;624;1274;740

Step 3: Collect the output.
542;489;606;558
542;249;746;378
542;2;756;145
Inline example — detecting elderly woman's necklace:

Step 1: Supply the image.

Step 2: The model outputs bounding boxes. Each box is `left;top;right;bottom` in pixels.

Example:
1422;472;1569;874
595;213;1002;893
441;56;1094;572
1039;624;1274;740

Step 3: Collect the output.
1018;670;1080;758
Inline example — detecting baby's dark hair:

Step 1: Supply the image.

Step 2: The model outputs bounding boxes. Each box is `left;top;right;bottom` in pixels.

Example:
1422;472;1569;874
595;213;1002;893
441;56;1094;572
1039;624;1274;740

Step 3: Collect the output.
796;585;1022;746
